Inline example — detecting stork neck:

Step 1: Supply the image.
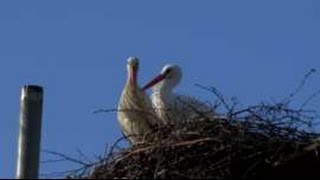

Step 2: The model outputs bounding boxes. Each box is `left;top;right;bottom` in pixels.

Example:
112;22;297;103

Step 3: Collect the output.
153;85;174;101
127;66;137;88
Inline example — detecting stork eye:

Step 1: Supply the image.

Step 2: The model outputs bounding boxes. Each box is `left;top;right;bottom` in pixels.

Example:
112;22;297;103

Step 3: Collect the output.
131;60;139;67
165;69;172;74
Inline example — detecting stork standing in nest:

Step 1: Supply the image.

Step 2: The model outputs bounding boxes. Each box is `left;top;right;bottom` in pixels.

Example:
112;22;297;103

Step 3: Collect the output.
142;64;216;125
117;57;157;144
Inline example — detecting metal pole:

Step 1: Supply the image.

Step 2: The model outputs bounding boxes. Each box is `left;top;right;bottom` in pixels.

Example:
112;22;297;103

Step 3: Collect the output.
16;85;44;179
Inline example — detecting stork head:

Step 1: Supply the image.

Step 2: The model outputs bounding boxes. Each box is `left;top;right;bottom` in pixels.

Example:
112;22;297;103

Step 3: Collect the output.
127;56;139;71
142;64;182;91
127;57;139;86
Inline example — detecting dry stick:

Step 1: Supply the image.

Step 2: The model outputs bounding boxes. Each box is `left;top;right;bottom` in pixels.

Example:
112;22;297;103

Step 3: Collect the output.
282;68;317;105
195;84;231;113
41;150;100;179
76;148;93;165
42;150;91;167
300;89;320;109
112;137;221;165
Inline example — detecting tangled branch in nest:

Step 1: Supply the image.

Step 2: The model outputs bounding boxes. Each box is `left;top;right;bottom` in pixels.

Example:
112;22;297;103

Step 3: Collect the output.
79;101;319;179
92;109;316;178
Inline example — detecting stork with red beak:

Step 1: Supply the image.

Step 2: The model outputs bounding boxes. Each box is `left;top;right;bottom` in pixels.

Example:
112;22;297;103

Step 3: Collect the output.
117;57;157;144
142;64;215;125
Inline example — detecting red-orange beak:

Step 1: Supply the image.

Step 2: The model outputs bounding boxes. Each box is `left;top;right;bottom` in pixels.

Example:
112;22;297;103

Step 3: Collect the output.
142;73;166;91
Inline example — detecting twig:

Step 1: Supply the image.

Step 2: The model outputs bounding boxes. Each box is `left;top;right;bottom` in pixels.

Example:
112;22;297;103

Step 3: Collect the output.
43;150;90;167
195;84;231;112
282;68;317;105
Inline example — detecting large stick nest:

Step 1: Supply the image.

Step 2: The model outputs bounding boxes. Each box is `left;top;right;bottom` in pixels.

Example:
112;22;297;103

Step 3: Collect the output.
86;102;320;179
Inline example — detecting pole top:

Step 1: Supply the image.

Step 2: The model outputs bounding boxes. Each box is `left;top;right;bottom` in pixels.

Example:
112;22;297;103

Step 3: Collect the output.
23;85;43;93
21;85;44;101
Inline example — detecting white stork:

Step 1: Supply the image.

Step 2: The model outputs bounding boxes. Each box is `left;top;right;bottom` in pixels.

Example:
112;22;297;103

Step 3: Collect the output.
117;57;157;144
142;64;215;125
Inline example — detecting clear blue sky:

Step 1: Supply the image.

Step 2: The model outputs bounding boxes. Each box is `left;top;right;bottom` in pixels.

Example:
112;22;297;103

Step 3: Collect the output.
1;1;320;178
